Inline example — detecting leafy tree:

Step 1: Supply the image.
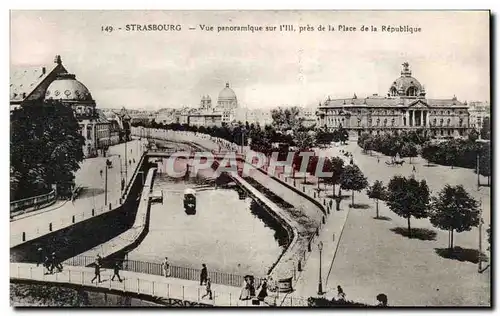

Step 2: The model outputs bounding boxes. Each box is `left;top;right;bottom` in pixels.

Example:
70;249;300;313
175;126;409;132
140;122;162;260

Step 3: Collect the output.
323;157;344;197
294;131;315;150
271;107;303;132
366;180;387;218
340;164;368;206
337;126;349;145
478;142;491;186
386;176;430;238
400;142;418;164
480;117;491;140
429;185;480;249
468;129;479;142
10;100;85;200
421;142;439;167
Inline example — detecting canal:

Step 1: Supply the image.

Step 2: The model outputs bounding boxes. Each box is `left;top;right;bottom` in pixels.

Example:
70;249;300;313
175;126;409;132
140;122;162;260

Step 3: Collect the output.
126;156;287;277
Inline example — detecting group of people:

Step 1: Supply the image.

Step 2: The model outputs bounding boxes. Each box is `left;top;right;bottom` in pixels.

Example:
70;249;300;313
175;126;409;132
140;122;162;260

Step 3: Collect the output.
91;254;123;284
37;248;63;275
161;258;213;300
239;275;268;302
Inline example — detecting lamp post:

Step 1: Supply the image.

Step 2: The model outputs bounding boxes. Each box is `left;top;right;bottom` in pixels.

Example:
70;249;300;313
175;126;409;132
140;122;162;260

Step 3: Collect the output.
318;241;323;295
475;139;489;190
104;159;110;205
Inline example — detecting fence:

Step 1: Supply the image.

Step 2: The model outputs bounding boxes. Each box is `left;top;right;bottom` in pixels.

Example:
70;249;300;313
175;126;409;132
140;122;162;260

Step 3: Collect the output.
66;255;263;289
10;198;121;247
10;190;57;214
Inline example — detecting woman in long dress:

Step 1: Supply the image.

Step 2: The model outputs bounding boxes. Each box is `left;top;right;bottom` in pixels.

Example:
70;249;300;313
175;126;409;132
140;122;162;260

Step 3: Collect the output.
239;277;250;300
257;279;268;301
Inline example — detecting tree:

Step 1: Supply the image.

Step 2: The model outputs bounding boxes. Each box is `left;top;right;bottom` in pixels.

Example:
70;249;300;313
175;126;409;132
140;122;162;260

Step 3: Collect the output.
429;185;480;249
468;129;479;142
421;142;439;167
366;180;387;218
479;142;491;186
10;100;85;200
294;131;315;150
323;157;344;197
340;164;368;206
337;126;349;145
480;117;491;140
386;176;430;238
271;107;303;132
400;142;418;164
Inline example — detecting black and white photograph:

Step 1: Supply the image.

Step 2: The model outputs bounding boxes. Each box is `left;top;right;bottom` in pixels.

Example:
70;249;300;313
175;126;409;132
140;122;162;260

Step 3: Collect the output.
9;10;491;307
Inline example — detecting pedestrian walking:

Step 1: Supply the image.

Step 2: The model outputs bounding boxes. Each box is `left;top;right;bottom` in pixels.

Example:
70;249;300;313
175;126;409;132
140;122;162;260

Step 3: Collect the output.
43;255;52;274
51;252;63;273
412;165;416;173
111;260;123;282
377;157;380;163
161;257;171;277
91;255;102;283
337;285;346;302
257;278;268;301
200;263;208;285
201;278;212;300
100;169;103;178
37;247;44;267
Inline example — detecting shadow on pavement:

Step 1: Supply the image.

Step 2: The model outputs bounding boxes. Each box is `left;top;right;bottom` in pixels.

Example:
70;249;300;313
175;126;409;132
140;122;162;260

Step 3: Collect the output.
79;187;105;199
373;216;392;221
390;227;437;241
435;247;488;264
349;203;370;209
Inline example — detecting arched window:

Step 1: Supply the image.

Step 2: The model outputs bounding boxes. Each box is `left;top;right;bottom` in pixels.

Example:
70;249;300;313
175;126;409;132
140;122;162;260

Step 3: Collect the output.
406;86;417;96
440;118;444;126
433;118;437;126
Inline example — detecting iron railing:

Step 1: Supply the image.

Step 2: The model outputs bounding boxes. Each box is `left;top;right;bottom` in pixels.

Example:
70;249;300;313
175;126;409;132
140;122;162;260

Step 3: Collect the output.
66;255;262;289
10;190;57;214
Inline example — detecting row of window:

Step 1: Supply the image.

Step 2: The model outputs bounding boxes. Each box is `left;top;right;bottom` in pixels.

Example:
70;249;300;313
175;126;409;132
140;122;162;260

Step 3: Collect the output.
325;109;465;116
324;117;464;127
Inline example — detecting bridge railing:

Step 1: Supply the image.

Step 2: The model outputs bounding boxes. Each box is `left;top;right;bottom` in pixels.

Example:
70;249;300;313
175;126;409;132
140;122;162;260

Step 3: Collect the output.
66;255;263;289
10;190;57;215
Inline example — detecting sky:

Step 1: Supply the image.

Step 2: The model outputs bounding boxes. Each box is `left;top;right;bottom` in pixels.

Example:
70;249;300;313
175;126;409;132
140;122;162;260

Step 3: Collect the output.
10;10;490;110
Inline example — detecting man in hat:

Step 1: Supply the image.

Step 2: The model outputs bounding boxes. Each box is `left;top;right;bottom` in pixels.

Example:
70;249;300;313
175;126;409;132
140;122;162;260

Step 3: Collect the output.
111;260;122;282
91;255;102;283
200;263;208;285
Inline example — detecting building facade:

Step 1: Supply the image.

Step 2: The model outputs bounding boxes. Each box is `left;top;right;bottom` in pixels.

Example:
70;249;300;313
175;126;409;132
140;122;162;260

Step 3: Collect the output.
316;62;470;138
10;55;112;158
468;101;490;131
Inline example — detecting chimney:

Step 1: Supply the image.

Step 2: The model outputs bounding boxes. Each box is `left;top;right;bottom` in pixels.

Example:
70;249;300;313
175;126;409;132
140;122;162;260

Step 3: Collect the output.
42;67;46;75
54;55;62;65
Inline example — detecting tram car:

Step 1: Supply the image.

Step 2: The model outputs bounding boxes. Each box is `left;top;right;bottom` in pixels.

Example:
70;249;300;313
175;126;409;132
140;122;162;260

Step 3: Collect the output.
183;188;196;215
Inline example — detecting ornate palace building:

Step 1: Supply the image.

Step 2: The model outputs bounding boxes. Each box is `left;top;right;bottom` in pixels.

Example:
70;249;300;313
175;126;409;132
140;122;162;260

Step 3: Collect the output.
316;62;470;138
10;55;114;158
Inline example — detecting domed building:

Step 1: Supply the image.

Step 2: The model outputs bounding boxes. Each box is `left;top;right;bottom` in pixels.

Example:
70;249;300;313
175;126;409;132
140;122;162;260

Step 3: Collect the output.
10;55;113;158
217;82;238;109
45;72;108;157
317;62;470;138
216;82;239;123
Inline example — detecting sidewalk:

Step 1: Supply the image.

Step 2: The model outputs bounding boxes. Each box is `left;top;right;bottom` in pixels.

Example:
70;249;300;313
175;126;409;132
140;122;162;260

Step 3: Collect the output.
10;139;147;248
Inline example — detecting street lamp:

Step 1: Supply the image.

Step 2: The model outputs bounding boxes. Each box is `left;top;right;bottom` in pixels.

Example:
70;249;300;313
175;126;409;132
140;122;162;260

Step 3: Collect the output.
104;158;111;205
318;241;323;295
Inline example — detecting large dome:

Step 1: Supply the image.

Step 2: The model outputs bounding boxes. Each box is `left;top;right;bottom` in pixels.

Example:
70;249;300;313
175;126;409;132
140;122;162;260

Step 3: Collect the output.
45;73;93;101
388;62;425;97
218;83;237;102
